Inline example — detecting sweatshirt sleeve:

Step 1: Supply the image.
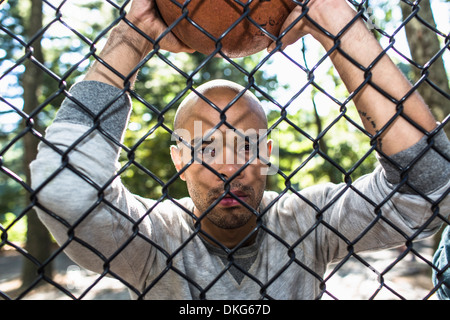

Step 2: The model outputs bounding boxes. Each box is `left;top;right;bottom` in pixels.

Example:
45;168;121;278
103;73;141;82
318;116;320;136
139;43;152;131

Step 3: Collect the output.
295;166;450;265
288;128;450;265
30;81;155;289
378;128;450;194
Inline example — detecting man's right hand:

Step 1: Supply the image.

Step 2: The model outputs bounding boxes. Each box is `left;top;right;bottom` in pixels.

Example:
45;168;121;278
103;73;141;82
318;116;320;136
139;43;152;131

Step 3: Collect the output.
125;0;194;54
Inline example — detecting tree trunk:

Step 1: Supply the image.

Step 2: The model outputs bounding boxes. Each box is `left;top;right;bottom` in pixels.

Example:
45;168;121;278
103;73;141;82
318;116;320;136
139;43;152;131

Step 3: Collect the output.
20;0;54;290
400;0;450;136
400;0;450;252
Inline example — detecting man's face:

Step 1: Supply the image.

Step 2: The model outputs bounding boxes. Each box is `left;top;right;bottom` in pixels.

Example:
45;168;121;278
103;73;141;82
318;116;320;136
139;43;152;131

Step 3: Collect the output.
171;90;271;231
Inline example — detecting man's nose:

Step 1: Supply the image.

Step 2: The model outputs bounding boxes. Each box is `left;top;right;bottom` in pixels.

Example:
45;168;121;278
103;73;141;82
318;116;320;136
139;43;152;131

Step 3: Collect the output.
216;157;245;181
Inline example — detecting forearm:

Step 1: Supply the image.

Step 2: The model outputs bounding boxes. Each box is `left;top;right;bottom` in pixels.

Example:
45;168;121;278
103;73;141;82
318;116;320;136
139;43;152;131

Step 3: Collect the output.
309;1;437;155
84;21;152;88
83;0;193;88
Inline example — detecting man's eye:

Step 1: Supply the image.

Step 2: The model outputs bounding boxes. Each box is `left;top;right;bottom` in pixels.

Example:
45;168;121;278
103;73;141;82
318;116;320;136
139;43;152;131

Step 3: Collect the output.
202;146;216;157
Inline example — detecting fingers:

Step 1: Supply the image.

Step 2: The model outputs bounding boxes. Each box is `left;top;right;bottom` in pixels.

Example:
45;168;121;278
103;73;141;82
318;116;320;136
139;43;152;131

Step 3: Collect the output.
159;33;195;53
153;20;195;53
126;0;194;54
267;6;308;53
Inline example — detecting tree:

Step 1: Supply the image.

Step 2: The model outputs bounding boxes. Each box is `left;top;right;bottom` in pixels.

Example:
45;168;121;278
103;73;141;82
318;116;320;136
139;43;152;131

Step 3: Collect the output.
400;0;449;136
0;0;54;291
20;0;55;290
0;0;115;293
400;0;450;251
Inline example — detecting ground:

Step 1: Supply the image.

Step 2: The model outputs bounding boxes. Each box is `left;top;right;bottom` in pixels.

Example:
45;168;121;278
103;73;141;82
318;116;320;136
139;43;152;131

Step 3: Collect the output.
0;238;438;300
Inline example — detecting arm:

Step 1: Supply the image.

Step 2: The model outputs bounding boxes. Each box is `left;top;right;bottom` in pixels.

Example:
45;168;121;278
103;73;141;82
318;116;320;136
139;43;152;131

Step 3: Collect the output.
30;0;191;288
84;0;193;88
269;0;437;156
271;1;449;259
271;0;450;194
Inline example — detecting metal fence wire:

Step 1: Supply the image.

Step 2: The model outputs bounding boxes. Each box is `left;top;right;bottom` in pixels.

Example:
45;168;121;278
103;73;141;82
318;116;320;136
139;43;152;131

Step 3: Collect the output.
0;0;449;300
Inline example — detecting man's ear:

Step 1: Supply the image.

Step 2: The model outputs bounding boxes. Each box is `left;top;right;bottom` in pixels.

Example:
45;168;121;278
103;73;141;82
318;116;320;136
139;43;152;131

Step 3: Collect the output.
170;145;186;181
267;139;273;157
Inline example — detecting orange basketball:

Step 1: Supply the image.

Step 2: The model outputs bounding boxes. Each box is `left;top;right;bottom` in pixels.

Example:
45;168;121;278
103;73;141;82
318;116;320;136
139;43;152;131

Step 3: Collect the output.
155;0;297;58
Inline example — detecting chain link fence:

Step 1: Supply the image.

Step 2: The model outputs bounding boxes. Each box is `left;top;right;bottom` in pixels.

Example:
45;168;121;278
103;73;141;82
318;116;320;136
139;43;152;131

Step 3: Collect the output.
1;0;449;300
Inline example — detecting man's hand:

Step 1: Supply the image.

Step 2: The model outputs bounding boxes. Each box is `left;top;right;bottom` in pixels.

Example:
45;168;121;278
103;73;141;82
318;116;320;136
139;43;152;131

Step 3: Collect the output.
84;0;193;88
268;0;356;52
125;0;194;54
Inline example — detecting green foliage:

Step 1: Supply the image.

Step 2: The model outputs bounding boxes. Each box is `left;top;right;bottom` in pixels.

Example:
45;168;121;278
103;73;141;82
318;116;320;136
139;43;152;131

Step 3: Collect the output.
266;99;378;192
0;212;27;245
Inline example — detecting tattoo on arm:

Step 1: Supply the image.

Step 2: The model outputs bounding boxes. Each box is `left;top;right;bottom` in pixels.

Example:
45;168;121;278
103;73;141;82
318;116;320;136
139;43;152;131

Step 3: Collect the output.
358;110;383;150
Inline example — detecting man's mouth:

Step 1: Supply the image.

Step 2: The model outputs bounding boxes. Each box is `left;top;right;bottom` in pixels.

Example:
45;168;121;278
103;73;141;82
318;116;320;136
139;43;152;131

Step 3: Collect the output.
218;190;249;207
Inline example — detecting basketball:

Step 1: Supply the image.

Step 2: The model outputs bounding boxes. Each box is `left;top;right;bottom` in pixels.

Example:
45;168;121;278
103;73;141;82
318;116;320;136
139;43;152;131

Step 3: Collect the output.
155;0;297;58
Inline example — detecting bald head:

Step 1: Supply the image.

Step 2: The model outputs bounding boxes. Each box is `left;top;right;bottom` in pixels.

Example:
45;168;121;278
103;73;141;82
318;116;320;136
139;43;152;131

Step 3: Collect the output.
174;79;267;131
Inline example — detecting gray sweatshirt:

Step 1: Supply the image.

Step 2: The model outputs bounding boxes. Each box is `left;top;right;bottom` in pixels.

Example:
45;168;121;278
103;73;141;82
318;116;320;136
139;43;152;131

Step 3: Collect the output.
30;81;450;299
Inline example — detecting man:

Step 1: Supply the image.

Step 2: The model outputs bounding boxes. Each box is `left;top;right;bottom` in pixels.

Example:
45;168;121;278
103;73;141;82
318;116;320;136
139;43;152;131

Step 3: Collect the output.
31;0;449;299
